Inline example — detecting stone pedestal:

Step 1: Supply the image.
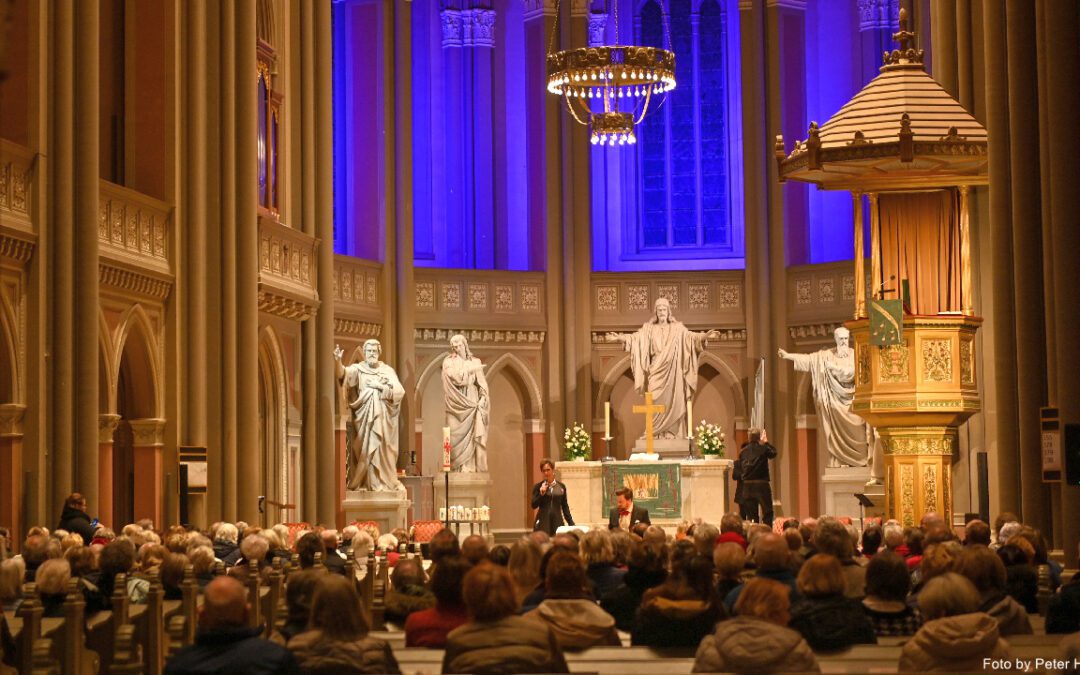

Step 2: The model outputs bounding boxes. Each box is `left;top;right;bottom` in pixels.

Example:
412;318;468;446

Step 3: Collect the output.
632;438;693;460
432;472;493;514
821;466;885;522
342;490;412;533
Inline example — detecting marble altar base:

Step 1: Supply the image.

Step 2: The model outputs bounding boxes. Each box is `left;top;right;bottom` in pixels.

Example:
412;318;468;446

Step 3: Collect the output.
557;459;734;531
821;466;885;523
633;438;694;460
343;490;412;533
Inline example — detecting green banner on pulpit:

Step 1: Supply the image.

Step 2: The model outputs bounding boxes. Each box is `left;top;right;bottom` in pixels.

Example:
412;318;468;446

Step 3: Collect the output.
870;299;904;346
601;463;682;519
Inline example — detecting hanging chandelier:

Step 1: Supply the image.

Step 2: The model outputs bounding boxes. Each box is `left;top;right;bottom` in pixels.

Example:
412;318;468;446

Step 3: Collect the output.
545;1;675;147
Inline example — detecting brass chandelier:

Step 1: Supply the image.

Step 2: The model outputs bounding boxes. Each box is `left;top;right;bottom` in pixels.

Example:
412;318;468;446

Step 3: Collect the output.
546;1;676;147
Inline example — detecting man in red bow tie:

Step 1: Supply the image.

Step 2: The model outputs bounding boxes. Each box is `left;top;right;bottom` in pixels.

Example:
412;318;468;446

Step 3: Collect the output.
608;487;651;531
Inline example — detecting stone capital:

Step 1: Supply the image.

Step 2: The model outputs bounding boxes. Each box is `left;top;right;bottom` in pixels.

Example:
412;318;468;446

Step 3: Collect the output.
441;9;464;48
587;13;606;47
0;403;27;437
129;418;167;447
465;8;496;48
523;0;557;21
98;414;122;443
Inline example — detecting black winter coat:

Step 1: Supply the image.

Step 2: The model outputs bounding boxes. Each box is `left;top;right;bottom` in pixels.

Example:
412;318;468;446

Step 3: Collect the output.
164;626;299;674
789;594;877;652
57;506;96;544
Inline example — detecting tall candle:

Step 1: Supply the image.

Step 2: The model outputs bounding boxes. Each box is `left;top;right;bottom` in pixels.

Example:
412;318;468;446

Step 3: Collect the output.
687;398;694;439
604;401;611;438
442;426;452;470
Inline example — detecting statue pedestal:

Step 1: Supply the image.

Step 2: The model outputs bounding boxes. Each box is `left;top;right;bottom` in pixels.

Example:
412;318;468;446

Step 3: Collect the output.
433;472;493;539
821;466;885;522
342;490;411;533
632;438;692;460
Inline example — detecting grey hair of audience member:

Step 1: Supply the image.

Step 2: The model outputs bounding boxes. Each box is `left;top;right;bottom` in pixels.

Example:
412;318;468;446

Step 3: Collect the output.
693;522;720;557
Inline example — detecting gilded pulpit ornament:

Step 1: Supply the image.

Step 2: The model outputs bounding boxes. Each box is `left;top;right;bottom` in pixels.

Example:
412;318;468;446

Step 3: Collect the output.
544;0;675;146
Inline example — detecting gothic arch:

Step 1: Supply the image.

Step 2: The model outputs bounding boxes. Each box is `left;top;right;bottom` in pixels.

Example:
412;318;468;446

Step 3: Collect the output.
256;0;278;48
258;325;291;524
484;353;544;421
99;310;116;414
0;291;20;402
113;305;161;420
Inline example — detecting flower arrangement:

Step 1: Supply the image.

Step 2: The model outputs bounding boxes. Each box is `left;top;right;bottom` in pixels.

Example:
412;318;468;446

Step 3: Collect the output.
563;422;592;461
694;420;726;457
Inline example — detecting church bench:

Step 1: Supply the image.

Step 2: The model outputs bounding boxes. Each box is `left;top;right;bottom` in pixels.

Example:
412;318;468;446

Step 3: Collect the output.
392;647;699;674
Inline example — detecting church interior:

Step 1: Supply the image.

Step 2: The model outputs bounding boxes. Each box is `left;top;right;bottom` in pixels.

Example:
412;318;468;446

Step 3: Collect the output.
1;0;1079;570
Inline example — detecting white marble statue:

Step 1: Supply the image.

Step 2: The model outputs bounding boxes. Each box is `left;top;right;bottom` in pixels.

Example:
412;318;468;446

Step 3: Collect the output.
442;334;489;472
606;298;720;439
778;326;877;474
335;339;406;492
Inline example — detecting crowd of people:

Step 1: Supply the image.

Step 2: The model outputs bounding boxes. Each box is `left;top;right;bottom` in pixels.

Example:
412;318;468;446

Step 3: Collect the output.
1;493;1079;673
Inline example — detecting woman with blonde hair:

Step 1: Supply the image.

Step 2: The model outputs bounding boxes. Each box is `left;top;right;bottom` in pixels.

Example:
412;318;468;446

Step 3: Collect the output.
287;573;400;673
693;577;819;673
899;572;1013;671
507;538;542;606
579;529;625;598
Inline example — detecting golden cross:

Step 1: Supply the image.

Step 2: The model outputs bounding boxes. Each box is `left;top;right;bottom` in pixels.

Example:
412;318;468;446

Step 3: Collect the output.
632;392;667;456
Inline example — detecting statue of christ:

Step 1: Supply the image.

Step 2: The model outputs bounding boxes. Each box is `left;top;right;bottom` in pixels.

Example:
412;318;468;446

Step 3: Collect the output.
606;298;720;439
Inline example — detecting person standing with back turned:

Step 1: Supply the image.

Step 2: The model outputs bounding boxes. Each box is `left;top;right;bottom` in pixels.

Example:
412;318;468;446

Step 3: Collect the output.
734;430;777;526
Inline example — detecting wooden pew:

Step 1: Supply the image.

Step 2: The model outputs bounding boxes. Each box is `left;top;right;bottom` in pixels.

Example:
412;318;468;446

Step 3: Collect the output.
16;583;43;674
30;638;59;675
36;579;99;675
262;558;284;637
84;573;138;672
108;625;142;675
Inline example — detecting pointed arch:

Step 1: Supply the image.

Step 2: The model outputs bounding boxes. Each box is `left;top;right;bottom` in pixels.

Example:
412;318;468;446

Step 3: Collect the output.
0;291;20;403
113;305;161;419
258;325;290;523
99;309;117;414
484;353;544;421
413;354;445;420
256;0;278;48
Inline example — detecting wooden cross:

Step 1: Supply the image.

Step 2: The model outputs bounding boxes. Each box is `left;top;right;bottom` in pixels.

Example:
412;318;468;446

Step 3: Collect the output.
632;392;667;456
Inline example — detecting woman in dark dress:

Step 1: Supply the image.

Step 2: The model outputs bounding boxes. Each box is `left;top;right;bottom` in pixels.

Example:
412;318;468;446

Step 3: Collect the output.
531;458;574;536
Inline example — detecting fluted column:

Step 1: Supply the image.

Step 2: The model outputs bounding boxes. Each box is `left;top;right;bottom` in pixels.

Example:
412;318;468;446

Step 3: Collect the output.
315;0;339;525
73;0;101;510
300;0;318;521
1040;0;1080;568
980;0;1019;514
218;1;238;520
97;414;120;527
50;0;75;518
391;0;417;478
930;0;958;97
235;0;261;524
183;0;209;466
1005;0;1049;534
853;192;865;318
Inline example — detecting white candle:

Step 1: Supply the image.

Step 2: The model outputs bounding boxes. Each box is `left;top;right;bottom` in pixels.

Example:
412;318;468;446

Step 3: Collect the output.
604;401;611;438
442;426;452;470
687;398;694;439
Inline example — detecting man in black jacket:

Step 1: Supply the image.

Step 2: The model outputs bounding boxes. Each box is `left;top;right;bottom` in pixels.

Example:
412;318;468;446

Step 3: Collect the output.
165;576;298;674
608;487;651;531
56;492;97;544
733;429;777;526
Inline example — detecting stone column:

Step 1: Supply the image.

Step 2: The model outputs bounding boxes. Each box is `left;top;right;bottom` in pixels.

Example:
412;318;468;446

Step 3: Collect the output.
930;0;958;97
468;8;496;268
50;0;75;518
299;0;318;521
980;0;1019;515
1040;0;1080;568
73;0;101;511
130;419;167;527
794;414;818;517
235;0;262;524
853;192;866;318
97;414;120;527
315;0;339;525
0;404;26;548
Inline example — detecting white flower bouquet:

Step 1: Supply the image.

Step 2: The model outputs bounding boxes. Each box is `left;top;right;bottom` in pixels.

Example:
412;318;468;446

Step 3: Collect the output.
563;422;592;461
694;420;726;457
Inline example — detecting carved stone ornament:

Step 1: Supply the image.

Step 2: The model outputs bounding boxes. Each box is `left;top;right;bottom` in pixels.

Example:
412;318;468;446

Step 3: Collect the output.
98;414;122;443
960;338;974;385
842;275;855;301
415;327;546;345
922;338;952;382
688;284;710;310
857;344;871;386
441;10;464;47
334;319;382;338
467;283;488;310
442;283;462;310
796;279;812;305
520;285;540;312
129;418;167;446
587;13;607;47
877;343;909;383
923;464;937;513
900;464;915;526
595;286;618;313
627;285;649;311
494;284;514;312
717;284;740;308
466;9;496;48
416;282;435;309
818;278;835;303
0;403;27;436
885;436;954;456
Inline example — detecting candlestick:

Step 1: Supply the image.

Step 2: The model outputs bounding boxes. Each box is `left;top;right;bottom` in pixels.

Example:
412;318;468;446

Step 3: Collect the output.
687;398;694;440
604;401;611;439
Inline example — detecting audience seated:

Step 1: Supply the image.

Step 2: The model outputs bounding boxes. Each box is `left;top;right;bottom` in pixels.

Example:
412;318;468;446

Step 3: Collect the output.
812;517;866;598
524;550;620;650
898;572;1013;672
789;554;876;652
580;529;626;599
318;530;346;575
633;553;724;648
166;576;298;674
97;540;149;606
954;545;1032;636
383;557;435;627
488;544;510;566
998;543;1039;614
963;519;992;547
274;568;326;644
0;558;24;612
724;532;798;611
405;555;470;648
461;534;489;567
1046;542;1080;634
21;533;51;583
506;539;542;607
212;523;242;567
861;552;922;636
693;577;820;674
441;562;569;674
599;541;666;633
35;558;72;617
717;513;748;551
903;526;924;570
287;574;401;674
237;533;270;570
860;524;882;558
712;542;745;601
56;493;98;545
